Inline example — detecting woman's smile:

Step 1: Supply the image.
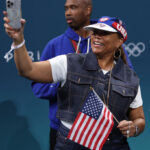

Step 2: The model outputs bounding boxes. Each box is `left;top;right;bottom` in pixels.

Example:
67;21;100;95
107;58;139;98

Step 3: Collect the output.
93;41;104;47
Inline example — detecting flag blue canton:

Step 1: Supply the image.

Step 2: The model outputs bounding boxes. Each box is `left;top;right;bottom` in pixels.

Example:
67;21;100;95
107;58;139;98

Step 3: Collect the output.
82;91;103;120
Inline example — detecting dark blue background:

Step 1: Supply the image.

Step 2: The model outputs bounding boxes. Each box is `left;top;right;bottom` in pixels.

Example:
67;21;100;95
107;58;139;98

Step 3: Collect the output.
0;0;149;150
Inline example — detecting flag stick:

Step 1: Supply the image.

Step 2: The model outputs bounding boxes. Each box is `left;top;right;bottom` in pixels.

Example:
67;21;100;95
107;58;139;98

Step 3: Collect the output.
92;88;120;124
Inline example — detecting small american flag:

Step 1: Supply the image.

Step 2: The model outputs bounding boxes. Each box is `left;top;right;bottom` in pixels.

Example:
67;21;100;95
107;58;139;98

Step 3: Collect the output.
67;89;114;150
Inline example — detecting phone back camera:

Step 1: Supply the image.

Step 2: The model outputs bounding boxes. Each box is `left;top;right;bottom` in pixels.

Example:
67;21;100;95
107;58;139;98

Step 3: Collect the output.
7;1;13;8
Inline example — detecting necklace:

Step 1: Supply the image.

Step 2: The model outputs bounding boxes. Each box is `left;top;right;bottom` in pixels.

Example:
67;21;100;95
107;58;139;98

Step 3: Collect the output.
102;64;119;124
103;66;113;107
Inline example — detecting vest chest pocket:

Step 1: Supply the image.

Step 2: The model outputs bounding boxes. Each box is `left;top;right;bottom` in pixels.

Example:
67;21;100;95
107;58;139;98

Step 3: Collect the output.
111;84;136;112
67;74;92;96
112;85;135;97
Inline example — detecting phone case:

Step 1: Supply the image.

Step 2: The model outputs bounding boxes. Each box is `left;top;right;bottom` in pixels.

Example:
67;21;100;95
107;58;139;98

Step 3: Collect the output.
6;0;22;29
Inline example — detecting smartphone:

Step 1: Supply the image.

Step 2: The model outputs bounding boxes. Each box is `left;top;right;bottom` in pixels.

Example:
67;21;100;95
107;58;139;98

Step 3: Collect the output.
6;0;22;29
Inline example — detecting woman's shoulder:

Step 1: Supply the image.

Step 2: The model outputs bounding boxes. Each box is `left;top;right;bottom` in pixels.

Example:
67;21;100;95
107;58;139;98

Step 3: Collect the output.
67;53;87;61
114;58;140;83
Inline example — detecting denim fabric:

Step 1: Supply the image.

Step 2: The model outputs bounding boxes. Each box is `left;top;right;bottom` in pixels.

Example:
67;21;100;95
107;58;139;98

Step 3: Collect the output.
50;127;57;150
54;123;89;150
56;51;139;148
57;52;139;122
55;124;130;150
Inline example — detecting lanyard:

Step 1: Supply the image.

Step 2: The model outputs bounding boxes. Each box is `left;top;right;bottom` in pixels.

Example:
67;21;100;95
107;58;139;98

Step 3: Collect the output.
70;40;81;54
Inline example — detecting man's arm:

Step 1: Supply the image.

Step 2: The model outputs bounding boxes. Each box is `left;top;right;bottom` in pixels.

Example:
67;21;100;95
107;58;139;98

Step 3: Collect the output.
32;82;59;100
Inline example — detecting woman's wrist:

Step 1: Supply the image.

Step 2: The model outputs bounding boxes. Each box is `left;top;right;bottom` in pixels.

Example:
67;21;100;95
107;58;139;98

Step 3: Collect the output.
13;34;25;46
4;38;25;60
133;125;140;137
11;39;25;50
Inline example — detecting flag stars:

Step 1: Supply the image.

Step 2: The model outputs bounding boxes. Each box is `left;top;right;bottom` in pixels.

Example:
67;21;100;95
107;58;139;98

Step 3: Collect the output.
82;91;103;120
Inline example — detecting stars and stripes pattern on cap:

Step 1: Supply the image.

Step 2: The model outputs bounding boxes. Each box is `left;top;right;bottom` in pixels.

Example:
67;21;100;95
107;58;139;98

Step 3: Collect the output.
67;89;114;150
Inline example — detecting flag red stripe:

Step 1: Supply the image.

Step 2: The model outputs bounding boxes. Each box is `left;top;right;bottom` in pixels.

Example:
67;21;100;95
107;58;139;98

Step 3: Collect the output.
83;119;97;146
99;114;114;150
88;107;107;148
72;113;87;141
77;116;92;143
67;112;82;139
93;108;110;150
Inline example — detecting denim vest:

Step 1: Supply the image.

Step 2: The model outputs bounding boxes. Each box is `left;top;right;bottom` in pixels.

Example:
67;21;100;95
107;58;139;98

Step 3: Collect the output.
57;52;139;147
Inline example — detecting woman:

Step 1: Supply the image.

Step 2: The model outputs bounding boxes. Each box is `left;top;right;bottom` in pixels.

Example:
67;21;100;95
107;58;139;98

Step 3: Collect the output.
4;14;145;150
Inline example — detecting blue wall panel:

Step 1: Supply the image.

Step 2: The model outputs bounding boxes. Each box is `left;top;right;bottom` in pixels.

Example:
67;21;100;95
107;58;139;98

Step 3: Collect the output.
0;0;149;149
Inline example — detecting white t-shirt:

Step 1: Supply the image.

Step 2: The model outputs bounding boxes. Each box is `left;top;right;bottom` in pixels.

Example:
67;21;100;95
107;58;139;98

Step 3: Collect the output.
49;55;143;109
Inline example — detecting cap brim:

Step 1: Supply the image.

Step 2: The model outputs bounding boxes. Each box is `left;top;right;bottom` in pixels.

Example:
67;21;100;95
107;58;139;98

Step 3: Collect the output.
84;23;117;33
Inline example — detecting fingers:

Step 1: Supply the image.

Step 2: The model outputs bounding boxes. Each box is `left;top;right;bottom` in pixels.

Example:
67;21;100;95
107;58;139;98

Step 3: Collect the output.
117;120;129;129
4;22;13;30
3;16;10;24
117;120;135;138
3;10;26;42
21;18;26;24
3;17;26;28
117;120;129;137
3;11;10;24
3;10;26;29
4;21;16;38
20;19;26;30
3;11;7;16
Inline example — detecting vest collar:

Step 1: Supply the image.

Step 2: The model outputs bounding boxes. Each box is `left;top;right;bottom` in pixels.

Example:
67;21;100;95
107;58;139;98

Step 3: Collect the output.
82;51;99;71
112;58;129;82
83;52;130;82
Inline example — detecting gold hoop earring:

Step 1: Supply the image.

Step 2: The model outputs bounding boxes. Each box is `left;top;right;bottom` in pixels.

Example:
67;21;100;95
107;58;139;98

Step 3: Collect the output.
114;48;121;60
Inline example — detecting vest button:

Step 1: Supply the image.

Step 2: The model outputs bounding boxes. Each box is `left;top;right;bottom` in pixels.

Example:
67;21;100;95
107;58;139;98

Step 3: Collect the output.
65;137;67;140
78;78;80;83
122;90;125;95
